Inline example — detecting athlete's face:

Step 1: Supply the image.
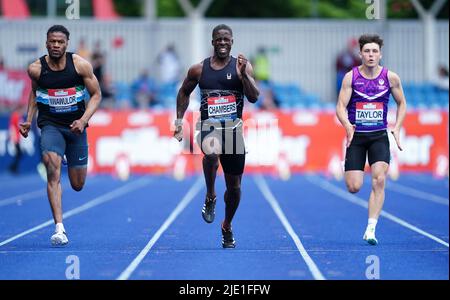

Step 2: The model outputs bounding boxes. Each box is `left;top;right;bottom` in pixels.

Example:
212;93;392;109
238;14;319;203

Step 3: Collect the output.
360;43;382;68
46;32;68;59
212;29;233;59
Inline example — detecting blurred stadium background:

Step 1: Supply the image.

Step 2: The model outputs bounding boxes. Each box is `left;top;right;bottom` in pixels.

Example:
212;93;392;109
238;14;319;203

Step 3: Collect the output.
0;0;448;178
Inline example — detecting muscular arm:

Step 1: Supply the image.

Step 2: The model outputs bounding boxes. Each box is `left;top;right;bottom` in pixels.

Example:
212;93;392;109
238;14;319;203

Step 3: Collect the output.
74;54;102;126
26;80;38;123
336;71;353;129
26;62;39;123
19;61;40;138
336;71;356;147
237;55;259;103
173;64;201;141
388;71;407;132
176;64;201;120
388;71;407;150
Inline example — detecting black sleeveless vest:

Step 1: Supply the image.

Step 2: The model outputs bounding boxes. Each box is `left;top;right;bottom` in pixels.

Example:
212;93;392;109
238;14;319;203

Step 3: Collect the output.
36;52;87;128
198;56;244;122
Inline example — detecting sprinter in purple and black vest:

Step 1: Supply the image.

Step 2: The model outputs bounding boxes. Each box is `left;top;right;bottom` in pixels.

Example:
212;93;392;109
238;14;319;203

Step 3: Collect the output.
336;34;407;245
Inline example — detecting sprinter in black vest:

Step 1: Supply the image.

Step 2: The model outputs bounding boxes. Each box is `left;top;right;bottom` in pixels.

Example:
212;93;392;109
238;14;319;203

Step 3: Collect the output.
174;24;259;248
19;25;102;246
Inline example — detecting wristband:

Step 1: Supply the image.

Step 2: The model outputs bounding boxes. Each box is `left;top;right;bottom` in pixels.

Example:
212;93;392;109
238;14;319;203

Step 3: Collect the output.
174;119;183;127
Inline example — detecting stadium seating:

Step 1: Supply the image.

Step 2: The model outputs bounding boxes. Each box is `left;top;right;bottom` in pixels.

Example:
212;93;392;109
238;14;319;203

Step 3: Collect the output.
109;80;448;110
401;82;448;110
272;82;327;109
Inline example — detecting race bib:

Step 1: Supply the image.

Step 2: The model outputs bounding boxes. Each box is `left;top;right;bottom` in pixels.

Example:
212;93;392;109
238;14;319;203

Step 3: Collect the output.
207;95;237;119
48;88;78;113
355;102;384;127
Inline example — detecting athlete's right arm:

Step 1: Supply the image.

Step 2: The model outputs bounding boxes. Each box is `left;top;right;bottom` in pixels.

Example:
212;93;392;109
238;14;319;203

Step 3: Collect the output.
174;63;201;142
20;61;40;138
336;71;356;147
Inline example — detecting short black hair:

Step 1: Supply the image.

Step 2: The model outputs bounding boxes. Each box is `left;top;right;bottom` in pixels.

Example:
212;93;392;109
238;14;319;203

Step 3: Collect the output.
212;24;232;38
47;25;70;40
358;34;383;51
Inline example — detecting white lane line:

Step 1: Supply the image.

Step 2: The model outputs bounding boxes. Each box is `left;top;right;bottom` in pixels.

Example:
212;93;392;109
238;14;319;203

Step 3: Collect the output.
307;175;449;248
0;176;101;208
254;175;326;280
386;181;448;206
0;189;48;207
0;177;152;247
117;176;204;280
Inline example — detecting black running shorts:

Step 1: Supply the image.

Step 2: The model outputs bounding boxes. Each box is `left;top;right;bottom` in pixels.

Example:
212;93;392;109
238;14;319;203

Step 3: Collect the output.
196;120;246;175
344;130;390;171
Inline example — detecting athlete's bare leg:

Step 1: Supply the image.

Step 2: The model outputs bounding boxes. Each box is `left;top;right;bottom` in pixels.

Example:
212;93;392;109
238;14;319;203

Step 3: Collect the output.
223;173;242;229
43;152;63;224
345;170;364;194
368;161;389;219
203;154;219;199
68;167;87;192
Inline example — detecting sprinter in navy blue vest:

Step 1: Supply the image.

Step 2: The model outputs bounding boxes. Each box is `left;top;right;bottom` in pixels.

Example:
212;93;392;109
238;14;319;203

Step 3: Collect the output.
174;24;259;248
19;25;102;246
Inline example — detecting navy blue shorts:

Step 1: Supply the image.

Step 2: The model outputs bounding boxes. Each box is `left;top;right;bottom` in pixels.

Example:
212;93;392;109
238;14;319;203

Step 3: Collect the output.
40;124;88;168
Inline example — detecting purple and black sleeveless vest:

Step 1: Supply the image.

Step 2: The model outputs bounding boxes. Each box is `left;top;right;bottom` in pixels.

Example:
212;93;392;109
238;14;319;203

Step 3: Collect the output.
347;66;391;132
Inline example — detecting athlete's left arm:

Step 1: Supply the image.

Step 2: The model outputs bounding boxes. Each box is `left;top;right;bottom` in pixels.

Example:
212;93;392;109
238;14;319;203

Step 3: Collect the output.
388;71;407;151
237;54;260;103
71;55;102;134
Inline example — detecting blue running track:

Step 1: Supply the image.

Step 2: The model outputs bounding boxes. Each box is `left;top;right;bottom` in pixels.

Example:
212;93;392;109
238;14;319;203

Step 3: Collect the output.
0;172;447;280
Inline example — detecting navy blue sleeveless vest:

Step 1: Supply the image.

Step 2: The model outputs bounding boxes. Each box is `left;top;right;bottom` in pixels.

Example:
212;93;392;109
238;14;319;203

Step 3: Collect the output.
198;56;244;122
36;52;87;128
